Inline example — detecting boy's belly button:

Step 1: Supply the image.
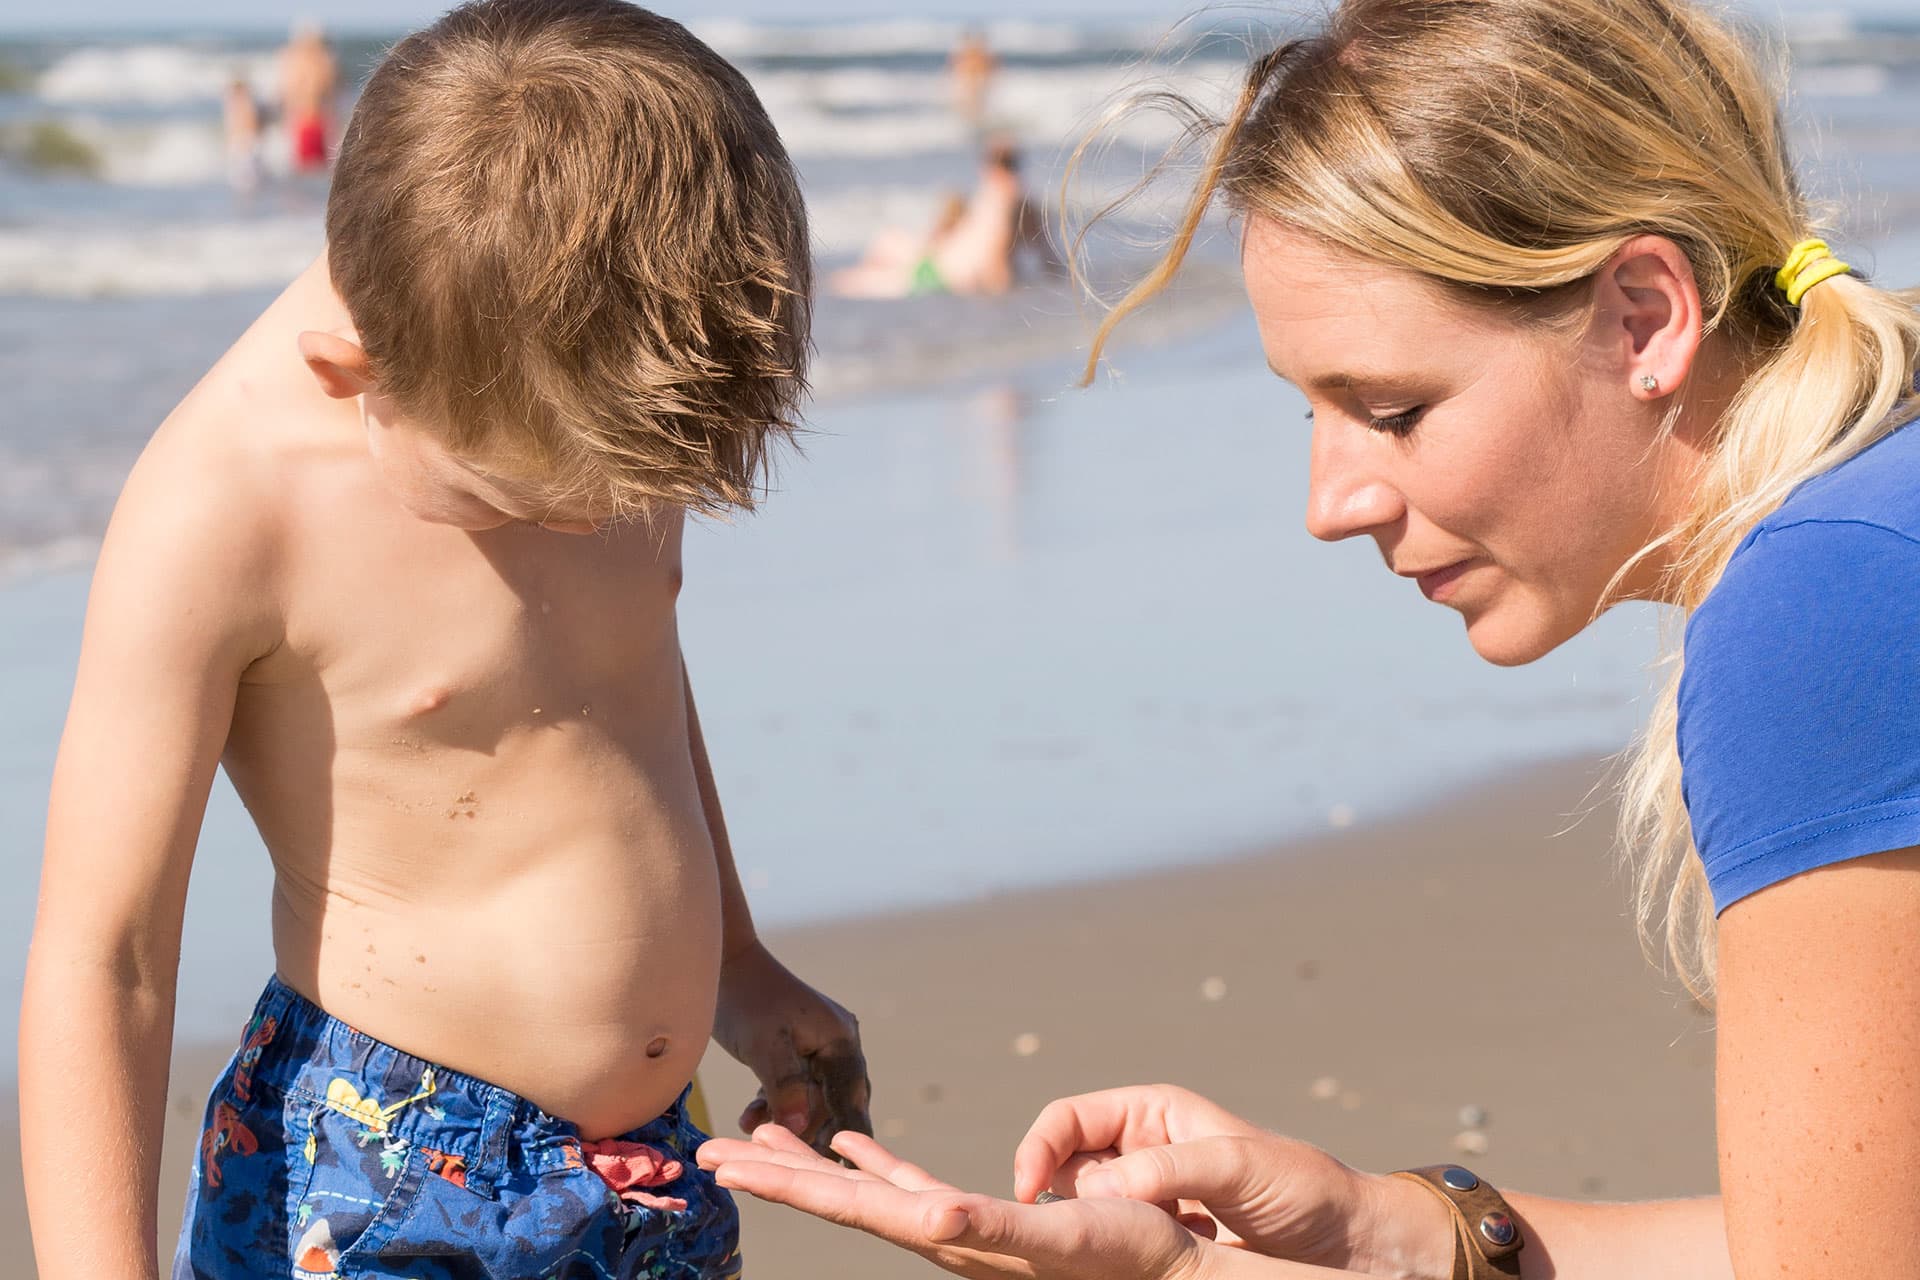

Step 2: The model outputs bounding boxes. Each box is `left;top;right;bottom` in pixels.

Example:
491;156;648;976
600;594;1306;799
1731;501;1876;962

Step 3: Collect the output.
645;1037;669;1059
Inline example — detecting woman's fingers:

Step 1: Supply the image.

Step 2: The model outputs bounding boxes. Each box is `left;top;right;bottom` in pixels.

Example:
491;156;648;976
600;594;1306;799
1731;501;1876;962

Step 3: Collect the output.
830;1131;955;1192
1052;1149;1119;1196
750;1121;821;1156
697;1133;890;1186
1073;1137;1256;1207
713;1155;974;1248
1013;1091;1162;1201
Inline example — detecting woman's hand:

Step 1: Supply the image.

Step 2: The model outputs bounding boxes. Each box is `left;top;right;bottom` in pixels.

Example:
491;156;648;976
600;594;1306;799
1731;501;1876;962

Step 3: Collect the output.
1015;1086;1450;1277
699;1123;1217;1280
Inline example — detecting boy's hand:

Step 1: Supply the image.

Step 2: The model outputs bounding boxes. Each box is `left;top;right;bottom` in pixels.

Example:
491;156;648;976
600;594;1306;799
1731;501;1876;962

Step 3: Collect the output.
712;940;871;1155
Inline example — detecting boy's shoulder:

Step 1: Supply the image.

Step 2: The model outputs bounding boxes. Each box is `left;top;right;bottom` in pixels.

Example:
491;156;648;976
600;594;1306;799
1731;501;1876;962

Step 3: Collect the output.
107;299;370;635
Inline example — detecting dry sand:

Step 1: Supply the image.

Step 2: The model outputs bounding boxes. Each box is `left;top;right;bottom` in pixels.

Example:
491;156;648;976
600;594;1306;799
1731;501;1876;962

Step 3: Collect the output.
2;755;1717;1277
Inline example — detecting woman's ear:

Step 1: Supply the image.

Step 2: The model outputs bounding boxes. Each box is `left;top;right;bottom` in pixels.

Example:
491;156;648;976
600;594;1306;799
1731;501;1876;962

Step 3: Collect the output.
1591;234;1705;403
297;329;375;400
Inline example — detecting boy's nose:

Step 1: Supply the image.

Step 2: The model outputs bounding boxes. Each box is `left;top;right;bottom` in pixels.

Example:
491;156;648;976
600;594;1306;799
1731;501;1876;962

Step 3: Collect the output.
1304;423;1405;543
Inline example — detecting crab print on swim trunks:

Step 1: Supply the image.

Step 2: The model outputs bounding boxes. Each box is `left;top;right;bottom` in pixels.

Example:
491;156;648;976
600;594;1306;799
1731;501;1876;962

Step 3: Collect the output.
173;976;741;1279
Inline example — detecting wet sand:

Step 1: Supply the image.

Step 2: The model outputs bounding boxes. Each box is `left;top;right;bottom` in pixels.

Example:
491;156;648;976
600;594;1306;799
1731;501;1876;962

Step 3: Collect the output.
2;755;1718;1275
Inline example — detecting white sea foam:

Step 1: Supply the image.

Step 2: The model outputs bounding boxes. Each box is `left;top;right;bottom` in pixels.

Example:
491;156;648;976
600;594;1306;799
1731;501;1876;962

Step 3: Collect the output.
36;44;278;106
690;17;1166;62
0;217;319;298
1794;63;1895;97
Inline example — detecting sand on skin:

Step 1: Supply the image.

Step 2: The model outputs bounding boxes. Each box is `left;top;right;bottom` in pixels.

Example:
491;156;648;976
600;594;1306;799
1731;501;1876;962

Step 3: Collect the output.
2;756;1716;1276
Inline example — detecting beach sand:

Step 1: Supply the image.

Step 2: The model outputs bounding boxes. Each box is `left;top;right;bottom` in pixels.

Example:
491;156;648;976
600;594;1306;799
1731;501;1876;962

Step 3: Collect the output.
1;755;1717;1276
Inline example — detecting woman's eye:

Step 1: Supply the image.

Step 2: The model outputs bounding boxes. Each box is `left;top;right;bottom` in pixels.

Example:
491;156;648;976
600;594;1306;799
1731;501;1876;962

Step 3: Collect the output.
1366;406;1425;437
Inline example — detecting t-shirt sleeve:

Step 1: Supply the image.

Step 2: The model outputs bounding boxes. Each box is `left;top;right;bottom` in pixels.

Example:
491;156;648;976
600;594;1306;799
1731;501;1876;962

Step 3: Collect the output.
1678;518;1920;914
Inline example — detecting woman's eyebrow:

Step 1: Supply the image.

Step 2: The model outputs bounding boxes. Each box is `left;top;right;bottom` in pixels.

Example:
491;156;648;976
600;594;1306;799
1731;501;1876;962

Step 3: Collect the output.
1267;361;1428;395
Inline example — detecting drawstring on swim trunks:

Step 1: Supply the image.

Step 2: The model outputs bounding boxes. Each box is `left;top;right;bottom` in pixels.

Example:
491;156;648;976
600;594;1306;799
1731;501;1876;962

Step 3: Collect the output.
580;1138;690;1213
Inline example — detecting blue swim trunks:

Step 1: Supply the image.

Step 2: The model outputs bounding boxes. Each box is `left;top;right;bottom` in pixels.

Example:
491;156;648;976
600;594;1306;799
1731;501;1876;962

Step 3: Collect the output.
173;976;741;1279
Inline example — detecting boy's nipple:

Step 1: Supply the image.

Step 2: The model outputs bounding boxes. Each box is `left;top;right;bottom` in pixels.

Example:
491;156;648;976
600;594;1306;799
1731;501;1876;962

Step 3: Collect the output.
407;686;453;717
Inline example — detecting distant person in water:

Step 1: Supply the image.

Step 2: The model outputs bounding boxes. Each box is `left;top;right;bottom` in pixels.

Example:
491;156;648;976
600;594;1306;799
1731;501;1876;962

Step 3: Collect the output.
949;28;998;127
222;74;262;194
832;140;1026;299
280;19;338;172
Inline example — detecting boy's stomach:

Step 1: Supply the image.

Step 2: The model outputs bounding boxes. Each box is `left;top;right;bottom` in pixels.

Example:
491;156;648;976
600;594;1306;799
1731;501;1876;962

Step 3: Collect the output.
246;744;727;1141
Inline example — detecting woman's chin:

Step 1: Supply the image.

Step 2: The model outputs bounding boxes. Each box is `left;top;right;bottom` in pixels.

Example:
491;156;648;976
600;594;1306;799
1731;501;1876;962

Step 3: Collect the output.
1461;608;1572;668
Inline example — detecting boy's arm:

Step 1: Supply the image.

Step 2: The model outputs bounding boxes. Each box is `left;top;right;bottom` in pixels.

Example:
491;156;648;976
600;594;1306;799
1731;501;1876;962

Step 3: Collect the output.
683;663;872;1150
21;426;280;1280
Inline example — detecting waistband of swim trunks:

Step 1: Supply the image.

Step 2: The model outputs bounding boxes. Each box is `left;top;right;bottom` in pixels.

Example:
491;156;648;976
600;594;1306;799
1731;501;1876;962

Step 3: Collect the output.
236;975;693;1196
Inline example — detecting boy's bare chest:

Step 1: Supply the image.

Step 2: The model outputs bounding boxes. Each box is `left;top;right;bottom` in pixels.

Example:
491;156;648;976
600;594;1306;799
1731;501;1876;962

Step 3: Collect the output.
264;514;687;750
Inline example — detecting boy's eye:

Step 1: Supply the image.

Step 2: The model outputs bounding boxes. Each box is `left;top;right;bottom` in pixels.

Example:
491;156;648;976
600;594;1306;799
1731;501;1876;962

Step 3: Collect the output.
1367;406;1425;437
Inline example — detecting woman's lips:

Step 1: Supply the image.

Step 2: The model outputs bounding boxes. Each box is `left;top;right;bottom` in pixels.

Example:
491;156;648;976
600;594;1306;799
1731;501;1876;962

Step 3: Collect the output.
1413;559;1474;602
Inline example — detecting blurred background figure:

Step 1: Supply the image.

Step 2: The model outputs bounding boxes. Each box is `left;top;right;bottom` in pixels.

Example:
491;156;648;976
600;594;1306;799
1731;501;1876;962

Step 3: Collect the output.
831;192;970;298
830;140;1027;298
948;27;997;127
279;19;337;173
220;74;261;195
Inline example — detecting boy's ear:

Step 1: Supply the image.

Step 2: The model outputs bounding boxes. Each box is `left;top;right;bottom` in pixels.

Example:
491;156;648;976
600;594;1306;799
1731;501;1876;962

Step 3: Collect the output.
297;329;375;401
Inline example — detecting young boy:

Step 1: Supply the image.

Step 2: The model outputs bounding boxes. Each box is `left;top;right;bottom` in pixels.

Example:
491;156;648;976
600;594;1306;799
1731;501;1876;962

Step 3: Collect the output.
20;3;869;1276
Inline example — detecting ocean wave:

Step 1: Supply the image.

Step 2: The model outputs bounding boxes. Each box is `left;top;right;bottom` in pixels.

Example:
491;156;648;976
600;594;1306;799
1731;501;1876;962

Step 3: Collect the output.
0;217;319;298
690;17;1166;62
13;58;1236;185
36;43;279;106
27;113;288;186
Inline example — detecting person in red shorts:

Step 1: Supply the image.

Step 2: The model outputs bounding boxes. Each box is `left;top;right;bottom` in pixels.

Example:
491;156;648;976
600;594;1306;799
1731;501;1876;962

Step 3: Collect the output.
280;19;338;173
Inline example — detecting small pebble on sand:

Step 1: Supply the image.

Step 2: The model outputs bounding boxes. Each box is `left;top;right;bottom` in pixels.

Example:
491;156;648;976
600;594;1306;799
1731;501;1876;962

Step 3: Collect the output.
1200;976;1229;1003
1458;1104;1489;1128
1328;803;1356;828
1309;1076;1341;1101
1013;1033;1042;1057
1338;1090;1364;1111
1453;1129;1491;1156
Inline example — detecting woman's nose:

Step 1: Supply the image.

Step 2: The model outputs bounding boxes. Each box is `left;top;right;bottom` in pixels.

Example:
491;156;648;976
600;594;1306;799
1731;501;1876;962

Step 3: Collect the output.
1304;422;1404;543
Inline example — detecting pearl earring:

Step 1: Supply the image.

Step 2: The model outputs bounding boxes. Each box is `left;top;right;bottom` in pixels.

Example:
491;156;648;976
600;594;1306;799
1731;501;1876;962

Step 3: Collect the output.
1639;375;1660;394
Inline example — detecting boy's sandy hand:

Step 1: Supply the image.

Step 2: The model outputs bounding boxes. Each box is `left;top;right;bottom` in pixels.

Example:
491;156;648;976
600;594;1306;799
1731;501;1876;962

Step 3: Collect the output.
712;940;872;1155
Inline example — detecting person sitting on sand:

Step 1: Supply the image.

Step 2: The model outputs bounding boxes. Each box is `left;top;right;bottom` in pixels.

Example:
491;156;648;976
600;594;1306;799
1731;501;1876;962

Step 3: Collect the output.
832;141;1028;300
20;3;869;1277
279;18;338;173
700;0;1920;1277
831;192;971;299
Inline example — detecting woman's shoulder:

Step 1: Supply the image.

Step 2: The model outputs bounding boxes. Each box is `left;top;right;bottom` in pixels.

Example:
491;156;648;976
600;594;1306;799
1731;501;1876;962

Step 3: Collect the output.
1679;424;1920;914
1747;421;1920;550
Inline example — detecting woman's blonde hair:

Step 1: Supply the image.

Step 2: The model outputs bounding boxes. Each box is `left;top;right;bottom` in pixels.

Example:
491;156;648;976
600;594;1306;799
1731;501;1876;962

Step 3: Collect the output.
1078;0;1920;996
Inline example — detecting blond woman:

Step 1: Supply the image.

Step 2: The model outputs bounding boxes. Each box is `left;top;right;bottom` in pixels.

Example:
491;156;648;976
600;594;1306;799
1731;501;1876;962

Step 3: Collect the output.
698;0;1920;1276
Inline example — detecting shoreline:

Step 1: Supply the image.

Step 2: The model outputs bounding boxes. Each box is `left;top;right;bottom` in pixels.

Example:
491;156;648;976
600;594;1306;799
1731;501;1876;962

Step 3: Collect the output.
1;754;1719;1276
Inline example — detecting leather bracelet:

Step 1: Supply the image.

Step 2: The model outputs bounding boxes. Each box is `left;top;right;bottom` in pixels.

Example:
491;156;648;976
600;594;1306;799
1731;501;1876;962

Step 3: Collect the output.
1388;1165;1524;1280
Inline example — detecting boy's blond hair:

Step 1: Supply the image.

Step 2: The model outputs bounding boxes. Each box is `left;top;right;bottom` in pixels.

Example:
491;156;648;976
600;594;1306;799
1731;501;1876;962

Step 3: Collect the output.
327;0;810;517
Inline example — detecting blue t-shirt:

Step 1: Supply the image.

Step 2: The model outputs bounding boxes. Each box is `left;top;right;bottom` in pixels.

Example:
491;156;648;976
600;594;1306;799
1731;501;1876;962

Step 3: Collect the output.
1679;422;1920;914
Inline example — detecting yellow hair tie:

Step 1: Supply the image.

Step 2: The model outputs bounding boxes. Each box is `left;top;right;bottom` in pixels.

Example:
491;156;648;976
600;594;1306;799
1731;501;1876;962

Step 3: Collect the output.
1775;239;1852;307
